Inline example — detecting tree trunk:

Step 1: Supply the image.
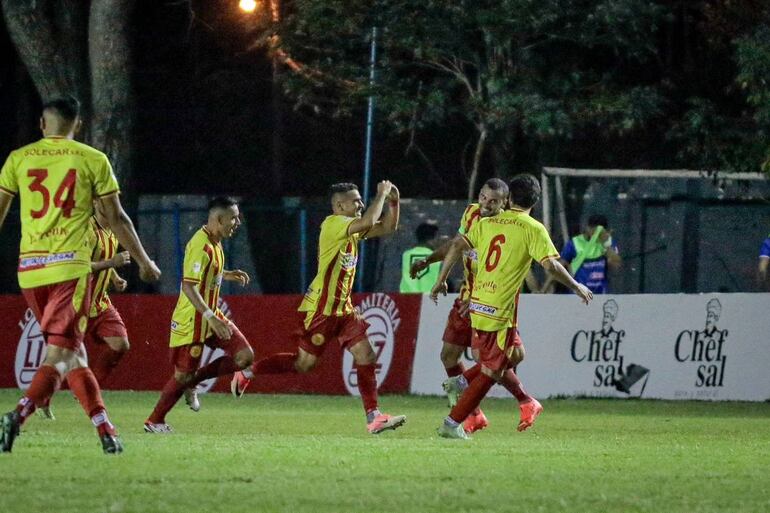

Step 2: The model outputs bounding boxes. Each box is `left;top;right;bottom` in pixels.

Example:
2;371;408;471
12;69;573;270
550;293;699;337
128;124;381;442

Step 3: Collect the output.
467;125;488;201
89;0;136;194
1;0;89;104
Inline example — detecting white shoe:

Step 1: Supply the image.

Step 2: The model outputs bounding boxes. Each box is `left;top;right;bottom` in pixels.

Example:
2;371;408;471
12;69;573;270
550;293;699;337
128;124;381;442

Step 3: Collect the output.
143;422;174;433
184;387;201;412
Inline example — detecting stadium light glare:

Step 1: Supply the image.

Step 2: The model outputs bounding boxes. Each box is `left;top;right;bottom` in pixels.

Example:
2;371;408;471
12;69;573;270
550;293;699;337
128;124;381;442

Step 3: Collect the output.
239;0;258;13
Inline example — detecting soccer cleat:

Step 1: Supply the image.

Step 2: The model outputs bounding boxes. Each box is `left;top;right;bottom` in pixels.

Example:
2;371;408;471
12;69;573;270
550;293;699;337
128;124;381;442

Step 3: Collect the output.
101;434;124;455
437;422;470;440
230;371;251;398
0;411;21;453
367;413;406;434
143;422;174;434
184;387;201;412
442;376;465;408
36;406;56;420
463;409;489;434
517;398;543;432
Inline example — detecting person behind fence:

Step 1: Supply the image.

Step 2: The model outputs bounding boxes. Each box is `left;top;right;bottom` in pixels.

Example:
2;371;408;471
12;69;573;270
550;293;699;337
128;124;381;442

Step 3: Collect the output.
556;214;622;294
400;221;441;293
758;233;770;289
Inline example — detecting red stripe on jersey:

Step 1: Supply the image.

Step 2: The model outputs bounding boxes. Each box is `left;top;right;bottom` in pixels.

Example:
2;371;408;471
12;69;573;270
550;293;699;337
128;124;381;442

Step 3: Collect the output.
193;245;215;342
330;242;353;315
316;253;340;318
464;206;481;233
512;290;521;327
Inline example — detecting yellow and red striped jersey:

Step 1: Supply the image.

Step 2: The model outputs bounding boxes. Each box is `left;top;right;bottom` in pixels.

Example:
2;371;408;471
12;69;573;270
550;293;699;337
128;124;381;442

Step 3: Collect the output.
456;203;482;302
89;217;118;317
463;209;558;333
169;226;225;347
299;214;361;322
0;137;119;288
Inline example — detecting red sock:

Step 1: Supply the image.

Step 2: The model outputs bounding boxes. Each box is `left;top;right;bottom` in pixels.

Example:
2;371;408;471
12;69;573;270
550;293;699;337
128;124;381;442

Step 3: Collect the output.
449;373;495;423
252;353;298;374
67;367;116;436
91;347;126;386
501;368;531;404
355;363;378;414
147;377;186;424
445;362;465;377
16;365;61;423
463;363;481;384
192;356;240;385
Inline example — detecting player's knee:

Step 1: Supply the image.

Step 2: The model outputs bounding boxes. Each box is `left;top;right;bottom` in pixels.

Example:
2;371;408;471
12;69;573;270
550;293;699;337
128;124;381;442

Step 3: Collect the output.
440;344;462;367
295;358;316;373
174;372;195;385
234;347;254;369
114;338;130;353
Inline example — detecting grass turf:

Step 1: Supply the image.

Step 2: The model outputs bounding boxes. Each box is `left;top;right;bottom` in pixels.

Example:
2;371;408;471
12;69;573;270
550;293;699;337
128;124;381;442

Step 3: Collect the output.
0;390;769;513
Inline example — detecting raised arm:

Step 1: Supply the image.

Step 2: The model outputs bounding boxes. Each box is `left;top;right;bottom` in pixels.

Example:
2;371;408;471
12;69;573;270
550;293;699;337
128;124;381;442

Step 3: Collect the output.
347;181;392;236
98;194;160;282
364;185;400;239
540;257;593;304
430;235;470;303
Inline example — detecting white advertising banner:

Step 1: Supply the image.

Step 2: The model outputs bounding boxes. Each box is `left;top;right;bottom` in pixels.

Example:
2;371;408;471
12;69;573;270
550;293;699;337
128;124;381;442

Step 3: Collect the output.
411;293;770;401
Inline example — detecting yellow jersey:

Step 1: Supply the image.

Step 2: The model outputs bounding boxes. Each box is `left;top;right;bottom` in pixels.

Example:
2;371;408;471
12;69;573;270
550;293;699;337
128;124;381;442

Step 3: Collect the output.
456;203;482;302
299;214;361;321
169;227;225;347
463;209;558;332
0;137;119;288
89;217;118;317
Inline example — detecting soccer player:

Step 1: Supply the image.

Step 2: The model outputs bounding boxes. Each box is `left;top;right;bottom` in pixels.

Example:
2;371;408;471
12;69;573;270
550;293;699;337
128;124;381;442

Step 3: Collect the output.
231;181;407;434
409;178;537;434
0;96;161;454
37;202;132;421
144;196;254;433
431;174;592;439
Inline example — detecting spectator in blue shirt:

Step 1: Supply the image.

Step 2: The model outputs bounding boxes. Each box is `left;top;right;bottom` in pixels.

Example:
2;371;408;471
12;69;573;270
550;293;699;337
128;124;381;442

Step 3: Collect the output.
557;214;622;294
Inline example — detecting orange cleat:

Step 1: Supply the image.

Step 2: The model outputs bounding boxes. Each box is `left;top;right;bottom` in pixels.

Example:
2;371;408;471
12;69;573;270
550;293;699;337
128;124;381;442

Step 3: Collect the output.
230;371;251;398
463;409;489;434
517;399;543;432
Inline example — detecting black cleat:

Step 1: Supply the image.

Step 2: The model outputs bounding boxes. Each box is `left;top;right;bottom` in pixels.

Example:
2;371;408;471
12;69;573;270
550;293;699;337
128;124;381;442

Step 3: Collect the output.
101;434;124;455
0;411;21;453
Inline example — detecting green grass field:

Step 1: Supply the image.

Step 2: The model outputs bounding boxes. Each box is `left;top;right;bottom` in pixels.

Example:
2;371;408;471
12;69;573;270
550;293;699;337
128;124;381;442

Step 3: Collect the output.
1;390;769;513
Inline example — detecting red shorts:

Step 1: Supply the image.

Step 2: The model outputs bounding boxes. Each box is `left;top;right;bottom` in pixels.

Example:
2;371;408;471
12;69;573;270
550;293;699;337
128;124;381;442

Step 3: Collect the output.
85;305;128;345
442;298;472;347
297;312;370;357
171;323;252;374
21;275;92;350
471;327;524;373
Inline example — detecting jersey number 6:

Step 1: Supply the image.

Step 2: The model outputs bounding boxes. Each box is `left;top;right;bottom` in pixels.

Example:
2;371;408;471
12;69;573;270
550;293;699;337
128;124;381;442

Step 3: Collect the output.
27;168;77;219
484;234;506;272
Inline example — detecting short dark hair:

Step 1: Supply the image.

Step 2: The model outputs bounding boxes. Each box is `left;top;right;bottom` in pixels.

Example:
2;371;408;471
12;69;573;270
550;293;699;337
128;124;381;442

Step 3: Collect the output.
484;178;509;195
208;196;238;212
42;96;81;122
415;222;439;244
587;214;608;229
508;174;541;209
329;182;358;199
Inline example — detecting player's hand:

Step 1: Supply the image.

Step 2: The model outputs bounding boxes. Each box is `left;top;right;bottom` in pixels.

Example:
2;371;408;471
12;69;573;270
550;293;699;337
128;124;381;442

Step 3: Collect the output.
430;280;448;304
387;184;400;203
139;260;162;282
574;284;593;305
409;259;429;279
209;316;232;340
457;299;471;318
111;251;130;268
112;276;128;292
376;180;393;198
224;269;250;286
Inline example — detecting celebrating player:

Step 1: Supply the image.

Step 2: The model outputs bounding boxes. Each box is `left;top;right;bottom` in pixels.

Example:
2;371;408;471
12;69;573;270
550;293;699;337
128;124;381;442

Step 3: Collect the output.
431;174;592;439
0;96;161;454
231;181;407;434
410;178;538;434
144;196;254;433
